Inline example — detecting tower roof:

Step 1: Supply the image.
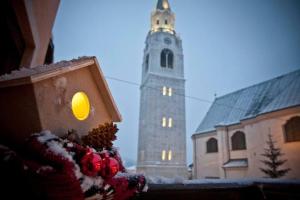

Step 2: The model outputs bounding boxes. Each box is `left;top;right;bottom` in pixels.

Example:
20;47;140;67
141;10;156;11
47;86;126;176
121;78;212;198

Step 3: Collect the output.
157;0;171;11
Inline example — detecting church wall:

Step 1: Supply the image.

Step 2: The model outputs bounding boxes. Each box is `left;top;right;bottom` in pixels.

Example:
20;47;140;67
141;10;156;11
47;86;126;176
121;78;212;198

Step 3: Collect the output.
193;132;220;179
225;168;247;179
193;107;300;179
227;128;247;159
242;108;300;179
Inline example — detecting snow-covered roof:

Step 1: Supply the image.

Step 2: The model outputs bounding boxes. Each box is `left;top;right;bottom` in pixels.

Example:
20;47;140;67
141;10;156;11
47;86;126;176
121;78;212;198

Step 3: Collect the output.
0;56;94;84
195;69;300;134
0;56;122;122
223;159;248;168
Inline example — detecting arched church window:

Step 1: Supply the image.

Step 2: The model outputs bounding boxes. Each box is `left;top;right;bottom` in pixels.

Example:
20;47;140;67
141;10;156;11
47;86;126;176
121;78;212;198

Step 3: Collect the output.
206;138;218;153
284;116;300;142
160;49;174;69
231;131;246;150
156;20;160;25
145;54;149;72
165;20;168;25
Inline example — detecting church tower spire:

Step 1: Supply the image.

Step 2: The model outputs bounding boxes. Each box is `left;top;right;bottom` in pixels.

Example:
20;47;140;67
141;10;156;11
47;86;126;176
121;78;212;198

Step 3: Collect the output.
156;0;171;11
151;0;175;34
137;0;187;178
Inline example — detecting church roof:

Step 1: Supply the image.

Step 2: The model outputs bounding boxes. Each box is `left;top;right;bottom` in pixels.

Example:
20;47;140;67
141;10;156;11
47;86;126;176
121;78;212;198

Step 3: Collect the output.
156;0;171;11
195;69;300;134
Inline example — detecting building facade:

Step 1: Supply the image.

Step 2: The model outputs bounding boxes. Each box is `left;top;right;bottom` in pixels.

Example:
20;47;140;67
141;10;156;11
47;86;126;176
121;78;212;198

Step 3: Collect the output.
192;70;300;179
137;0;187;178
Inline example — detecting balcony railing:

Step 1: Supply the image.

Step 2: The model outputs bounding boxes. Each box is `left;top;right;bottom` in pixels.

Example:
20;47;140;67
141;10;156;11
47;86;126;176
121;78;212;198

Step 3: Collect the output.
135;181;300;200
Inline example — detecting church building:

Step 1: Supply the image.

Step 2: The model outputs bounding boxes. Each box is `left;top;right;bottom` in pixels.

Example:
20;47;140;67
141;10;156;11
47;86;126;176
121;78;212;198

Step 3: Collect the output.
137;0;187;178
192;69;300;179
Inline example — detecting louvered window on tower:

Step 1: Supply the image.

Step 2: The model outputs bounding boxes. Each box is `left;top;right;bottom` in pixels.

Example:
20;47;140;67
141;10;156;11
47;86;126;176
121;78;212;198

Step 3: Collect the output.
160;49;173;68
162;117;167;127
145;54;149;72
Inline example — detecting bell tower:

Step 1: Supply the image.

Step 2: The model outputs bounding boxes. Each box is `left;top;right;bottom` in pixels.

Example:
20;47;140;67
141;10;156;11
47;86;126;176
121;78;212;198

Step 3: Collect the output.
137;0;187;178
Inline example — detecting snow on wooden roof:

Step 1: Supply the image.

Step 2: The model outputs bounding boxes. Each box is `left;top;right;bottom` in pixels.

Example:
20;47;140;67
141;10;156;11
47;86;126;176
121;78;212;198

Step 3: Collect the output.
0;56;95;85
0;56;122;122
195;69;300;134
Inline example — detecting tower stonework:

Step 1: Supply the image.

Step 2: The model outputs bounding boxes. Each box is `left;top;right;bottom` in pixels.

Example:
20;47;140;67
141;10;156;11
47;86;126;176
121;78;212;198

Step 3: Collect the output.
137;0;187;178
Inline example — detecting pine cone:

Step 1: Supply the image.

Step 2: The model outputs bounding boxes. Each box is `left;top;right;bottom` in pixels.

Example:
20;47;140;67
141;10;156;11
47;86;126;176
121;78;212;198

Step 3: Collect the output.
82;123;119;150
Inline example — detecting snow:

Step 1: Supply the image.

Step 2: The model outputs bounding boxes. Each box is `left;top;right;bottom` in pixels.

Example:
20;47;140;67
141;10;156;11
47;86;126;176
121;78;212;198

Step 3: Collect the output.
35;131;105;192
36;130;58;143
81;175;104;192
223;159;248;168
147;177;300;185
126;165;136;170
0;56;94;82
195;69;300;135
0;144;9;150
36;166;54;174
66;142;74;148
47;140;83;180
0;145;16;162
147;176;185;184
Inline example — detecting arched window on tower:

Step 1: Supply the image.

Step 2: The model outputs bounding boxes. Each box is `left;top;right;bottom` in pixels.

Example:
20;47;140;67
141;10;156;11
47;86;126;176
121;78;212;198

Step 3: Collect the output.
284;116;300;142
160;49;174;69
231;131;247;150
145;54;149;72
206;138;218;153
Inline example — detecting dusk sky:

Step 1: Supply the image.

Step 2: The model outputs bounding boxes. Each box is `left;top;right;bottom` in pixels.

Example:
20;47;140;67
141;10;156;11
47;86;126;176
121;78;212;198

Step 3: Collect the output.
53;0;300;165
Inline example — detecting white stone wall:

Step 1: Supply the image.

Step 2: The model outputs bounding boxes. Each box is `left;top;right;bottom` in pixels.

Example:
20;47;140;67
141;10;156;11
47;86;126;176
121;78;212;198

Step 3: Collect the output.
142;32;184;82
193;132;220;179
137;30;187;178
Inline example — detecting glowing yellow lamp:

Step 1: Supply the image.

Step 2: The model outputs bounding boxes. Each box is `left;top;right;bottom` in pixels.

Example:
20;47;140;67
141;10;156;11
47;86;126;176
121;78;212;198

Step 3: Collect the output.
71;92;90;121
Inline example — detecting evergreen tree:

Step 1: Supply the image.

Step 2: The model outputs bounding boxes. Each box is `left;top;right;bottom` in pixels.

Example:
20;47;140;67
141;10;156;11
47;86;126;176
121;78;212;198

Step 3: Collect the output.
260;134;290;178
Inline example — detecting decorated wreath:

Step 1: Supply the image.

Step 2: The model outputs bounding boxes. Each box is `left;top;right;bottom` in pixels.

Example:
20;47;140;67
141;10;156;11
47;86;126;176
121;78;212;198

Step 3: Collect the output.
0;124;147;200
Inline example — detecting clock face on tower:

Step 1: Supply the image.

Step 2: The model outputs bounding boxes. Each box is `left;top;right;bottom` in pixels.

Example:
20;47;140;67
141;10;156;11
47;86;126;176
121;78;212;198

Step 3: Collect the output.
164;37;172;45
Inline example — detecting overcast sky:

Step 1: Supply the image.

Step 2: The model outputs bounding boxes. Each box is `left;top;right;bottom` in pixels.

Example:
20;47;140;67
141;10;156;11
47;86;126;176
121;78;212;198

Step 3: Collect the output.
53;0;300;165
